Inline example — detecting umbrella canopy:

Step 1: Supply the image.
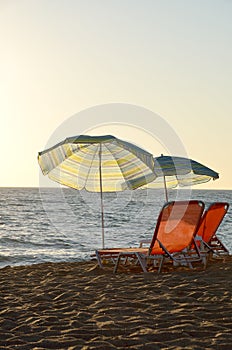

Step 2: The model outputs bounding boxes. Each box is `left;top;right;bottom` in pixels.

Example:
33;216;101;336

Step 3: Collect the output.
38;135;156;247
145;155;219;201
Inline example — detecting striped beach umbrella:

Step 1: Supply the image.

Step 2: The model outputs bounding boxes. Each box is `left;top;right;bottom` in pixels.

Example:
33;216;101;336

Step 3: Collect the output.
146;155;219;201
38;135;156;247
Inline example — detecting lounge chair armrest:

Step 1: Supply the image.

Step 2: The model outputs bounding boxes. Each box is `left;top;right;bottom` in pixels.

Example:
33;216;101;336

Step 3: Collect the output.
195;235;203;242
139;239;151;248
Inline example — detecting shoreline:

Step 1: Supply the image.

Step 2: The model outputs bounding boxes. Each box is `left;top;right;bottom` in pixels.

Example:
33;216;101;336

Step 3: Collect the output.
0;256;232;349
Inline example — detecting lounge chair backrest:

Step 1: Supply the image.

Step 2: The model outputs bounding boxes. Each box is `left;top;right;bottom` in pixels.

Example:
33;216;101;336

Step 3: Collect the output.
196;202;229;243
149;200;205;255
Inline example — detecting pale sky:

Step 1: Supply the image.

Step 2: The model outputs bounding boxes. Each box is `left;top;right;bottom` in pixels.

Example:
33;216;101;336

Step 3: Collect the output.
1;0;231;189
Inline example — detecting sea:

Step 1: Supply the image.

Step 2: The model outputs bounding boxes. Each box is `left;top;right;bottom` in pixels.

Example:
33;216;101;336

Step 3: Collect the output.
0;187;231;269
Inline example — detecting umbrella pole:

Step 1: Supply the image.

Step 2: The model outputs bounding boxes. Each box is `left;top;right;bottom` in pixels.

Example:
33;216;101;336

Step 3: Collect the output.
99;144;105;248
163;175;168;202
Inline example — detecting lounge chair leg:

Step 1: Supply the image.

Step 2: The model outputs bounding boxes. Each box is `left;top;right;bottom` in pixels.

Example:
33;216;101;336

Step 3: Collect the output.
201;253;208;268
123;257;129;265
158;256;165;273
114;253;148;273
95;251;103;268
182;254;193;269
136;253;148;273
113;254;122;273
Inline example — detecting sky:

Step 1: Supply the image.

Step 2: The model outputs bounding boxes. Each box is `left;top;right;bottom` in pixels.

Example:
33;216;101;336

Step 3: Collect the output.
1;0;231;189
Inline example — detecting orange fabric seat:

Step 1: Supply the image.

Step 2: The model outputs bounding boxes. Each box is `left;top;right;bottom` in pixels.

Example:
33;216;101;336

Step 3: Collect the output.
195;202;229;255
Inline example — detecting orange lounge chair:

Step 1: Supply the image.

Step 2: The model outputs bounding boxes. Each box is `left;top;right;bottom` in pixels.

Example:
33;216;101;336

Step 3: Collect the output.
195;202;229;255
95;200;205;273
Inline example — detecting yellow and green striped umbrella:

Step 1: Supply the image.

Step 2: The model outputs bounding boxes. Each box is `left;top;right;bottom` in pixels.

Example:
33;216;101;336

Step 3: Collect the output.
38;135;156;247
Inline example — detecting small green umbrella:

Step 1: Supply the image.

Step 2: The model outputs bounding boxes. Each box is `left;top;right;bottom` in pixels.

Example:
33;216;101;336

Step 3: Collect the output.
38;135;156;248
146;155;219;201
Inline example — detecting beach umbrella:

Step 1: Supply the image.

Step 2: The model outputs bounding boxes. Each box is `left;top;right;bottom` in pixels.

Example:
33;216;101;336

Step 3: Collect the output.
38;135;156;248
145;155;219;201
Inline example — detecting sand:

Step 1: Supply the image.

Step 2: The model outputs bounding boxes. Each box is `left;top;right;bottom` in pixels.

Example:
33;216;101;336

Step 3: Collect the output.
0;256;231;350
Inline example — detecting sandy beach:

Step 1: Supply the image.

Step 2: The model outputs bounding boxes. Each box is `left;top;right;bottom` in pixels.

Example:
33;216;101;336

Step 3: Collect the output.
0;256;231;350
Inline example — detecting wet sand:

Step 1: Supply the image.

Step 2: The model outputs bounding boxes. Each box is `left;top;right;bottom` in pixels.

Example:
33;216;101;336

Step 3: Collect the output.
0;256;231;349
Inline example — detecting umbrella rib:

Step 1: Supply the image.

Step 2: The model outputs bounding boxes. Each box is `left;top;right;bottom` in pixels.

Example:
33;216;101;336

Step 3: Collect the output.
79;143;100;190
104;142;126;187
105;141;154;189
